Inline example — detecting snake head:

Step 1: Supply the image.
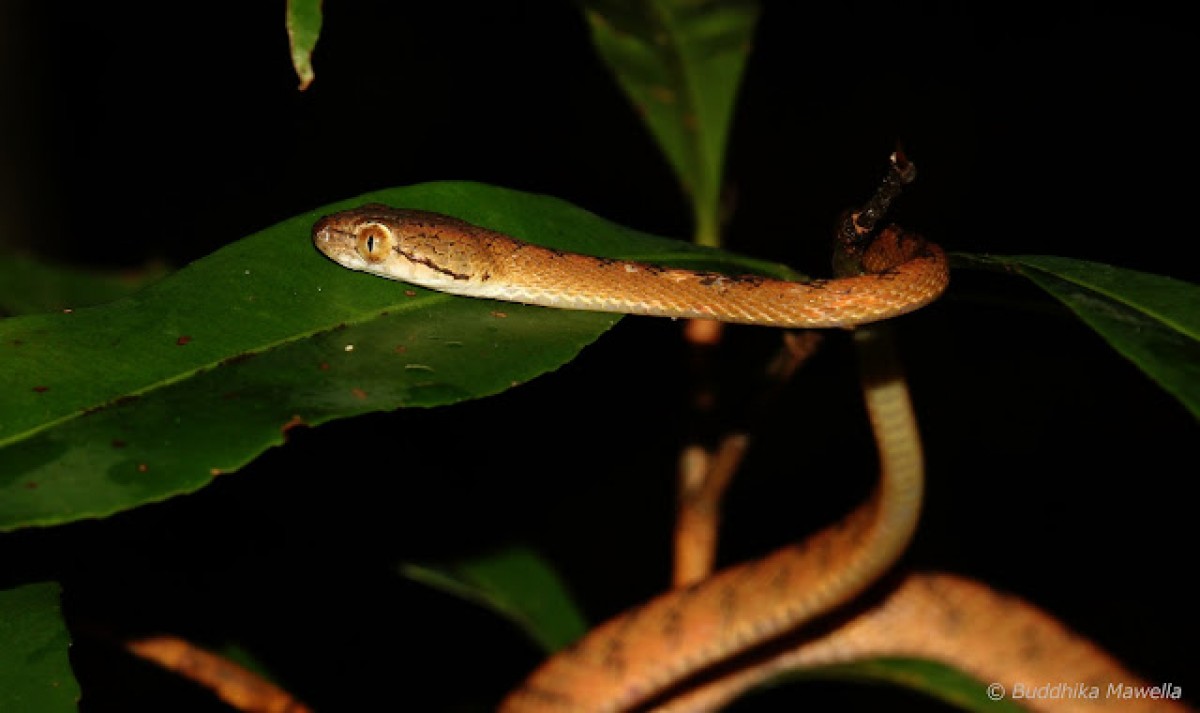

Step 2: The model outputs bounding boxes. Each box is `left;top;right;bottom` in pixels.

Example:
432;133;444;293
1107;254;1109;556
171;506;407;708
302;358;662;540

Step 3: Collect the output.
313;204;495;289
312;203;398;273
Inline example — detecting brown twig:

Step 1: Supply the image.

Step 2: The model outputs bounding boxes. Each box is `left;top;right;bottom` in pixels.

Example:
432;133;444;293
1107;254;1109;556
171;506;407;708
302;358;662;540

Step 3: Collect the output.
673;330;824;587
125;634;312;713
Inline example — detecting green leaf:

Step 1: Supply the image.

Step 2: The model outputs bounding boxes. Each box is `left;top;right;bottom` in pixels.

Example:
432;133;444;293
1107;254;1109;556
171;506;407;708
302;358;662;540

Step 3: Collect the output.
0;182;794;532
286;0;324;90
580;0;760;246
401;545;588;653
0;582;80;712
0;252;169;317
779;658;1024;712
957;253;1200;419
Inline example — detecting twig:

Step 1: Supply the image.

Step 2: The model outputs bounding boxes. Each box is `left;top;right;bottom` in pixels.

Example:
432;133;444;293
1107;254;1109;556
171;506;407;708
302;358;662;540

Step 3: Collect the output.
125;634;312;713
673;331;824;587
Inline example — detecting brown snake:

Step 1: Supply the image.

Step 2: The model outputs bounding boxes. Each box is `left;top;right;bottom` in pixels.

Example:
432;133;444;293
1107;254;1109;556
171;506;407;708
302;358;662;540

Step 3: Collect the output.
311;207;947;330
312;194;1184;711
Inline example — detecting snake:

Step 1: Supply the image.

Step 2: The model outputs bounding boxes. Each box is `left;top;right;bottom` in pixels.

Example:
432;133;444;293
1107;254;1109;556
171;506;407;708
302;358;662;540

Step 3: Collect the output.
312;202;1184;712
311;206;948;330
311;199;945;708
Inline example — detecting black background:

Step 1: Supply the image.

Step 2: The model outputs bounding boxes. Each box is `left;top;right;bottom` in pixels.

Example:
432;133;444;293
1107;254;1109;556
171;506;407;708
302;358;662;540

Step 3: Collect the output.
1;1;1196;711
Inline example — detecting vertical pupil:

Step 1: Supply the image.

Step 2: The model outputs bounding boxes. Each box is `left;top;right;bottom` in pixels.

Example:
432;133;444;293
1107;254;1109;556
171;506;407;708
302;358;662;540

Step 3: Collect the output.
366;234;376;252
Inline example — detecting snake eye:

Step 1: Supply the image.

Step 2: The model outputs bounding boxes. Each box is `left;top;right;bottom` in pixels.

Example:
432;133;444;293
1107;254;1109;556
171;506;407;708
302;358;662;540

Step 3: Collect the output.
356;224;391;263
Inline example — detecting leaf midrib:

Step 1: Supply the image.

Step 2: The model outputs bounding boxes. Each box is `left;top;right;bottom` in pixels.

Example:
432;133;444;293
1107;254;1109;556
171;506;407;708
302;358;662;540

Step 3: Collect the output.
1018;257;1199;340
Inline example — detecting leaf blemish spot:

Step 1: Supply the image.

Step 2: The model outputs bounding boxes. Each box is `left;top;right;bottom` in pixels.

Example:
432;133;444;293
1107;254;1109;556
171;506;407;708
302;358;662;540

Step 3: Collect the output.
112;439;127;448
649;85;675;104
32;385;49;393
281;414;308;438
394;345;407;354
344;344;354;352
24;481;38;489
137;463;149;473
491;311;508;318
176;335;192;346
351;388;368;400
319;361;331;371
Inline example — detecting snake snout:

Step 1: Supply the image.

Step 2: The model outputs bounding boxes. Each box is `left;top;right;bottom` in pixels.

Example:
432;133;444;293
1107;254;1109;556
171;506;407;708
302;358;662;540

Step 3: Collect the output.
312;216;355;253
312;216;335;242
